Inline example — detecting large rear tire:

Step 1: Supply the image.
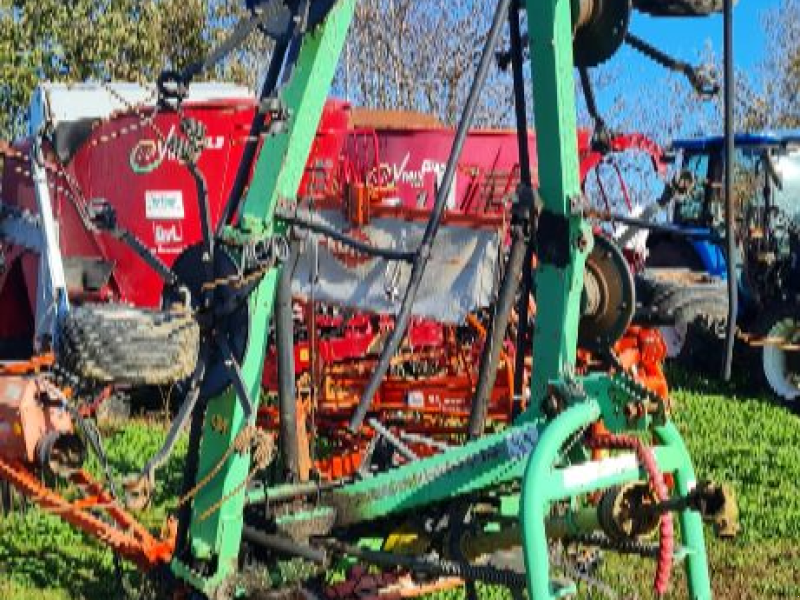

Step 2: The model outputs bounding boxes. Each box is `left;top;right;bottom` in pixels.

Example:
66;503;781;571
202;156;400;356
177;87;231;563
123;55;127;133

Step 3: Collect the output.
60;304;199;386
635;268;728;362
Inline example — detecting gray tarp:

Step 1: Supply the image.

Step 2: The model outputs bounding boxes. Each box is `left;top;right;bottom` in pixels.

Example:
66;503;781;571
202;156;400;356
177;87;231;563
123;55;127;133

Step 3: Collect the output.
291;210;501;323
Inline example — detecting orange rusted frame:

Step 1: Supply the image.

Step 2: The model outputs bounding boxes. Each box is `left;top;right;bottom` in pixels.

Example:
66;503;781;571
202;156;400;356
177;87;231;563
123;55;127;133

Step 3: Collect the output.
0;457;174;570
0;354;55;376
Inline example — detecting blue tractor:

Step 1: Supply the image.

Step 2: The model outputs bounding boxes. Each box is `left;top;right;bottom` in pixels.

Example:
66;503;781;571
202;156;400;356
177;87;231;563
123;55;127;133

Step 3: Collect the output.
641;132;800;402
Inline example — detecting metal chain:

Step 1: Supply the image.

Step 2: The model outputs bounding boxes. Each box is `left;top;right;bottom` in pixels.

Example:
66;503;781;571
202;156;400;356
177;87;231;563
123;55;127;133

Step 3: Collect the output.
175;425;276;523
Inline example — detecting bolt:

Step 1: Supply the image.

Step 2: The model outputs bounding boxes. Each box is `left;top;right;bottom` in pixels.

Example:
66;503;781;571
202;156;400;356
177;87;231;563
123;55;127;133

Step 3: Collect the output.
576;233;590;252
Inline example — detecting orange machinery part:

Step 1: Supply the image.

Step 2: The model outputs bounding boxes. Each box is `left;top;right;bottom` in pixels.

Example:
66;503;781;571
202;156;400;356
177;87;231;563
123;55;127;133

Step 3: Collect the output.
0;458;175;570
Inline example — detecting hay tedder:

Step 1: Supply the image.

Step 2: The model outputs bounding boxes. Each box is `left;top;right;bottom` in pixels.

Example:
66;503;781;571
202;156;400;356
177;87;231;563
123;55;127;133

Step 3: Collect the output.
0;1;740;599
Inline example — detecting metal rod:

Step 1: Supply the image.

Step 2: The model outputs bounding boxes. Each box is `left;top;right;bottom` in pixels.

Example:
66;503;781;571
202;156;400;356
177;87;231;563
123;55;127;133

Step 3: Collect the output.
469;0;534;439
587;209;721;242
241;527;327;563
722;0;738;380
509;0;536;405
348;0;513;434
276;242;300;480
368;418;418;461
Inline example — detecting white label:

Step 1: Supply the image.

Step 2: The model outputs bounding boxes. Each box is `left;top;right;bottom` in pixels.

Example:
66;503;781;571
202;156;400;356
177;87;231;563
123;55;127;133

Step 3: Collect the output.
561;453;639;491
145;191;184;220
407;391;424;409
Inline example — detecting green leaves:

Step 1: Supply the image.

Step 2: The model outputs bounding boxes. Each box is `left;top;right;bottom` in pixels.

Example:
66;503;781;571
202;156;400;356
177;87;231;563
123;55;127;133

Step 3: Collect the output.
0;0;262;140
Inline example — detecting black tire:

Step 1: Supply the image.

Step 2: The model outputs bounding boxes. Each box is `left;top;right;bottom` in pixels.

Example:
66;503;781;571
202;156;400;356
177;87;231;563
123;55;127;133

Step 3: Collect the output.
633;0;735;17
635;268;729;327
754;308;800;405
60;304;199;386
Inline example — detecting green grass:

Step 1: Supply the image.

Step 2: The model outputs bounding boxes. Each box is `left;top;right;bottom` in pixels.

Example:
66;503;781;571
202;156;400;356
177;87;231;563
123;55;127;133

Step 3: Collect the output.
1;373;799;598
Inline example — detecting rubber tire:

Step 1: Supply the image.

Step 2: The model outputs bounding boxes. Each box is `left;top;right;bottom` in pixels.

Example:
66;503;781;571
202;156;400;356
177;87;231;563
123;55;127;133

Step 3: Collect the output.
636;268;729;327
633;0;735;17
61;304;199;386
756;309;800;405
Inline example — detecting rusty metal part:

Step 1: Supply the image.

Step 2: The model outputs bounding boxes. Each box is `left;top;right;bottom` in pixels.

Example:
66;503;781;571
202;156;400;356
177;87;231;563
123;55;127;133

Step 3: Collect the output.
598;482;661;542
0;374;78;468
0;458;175;569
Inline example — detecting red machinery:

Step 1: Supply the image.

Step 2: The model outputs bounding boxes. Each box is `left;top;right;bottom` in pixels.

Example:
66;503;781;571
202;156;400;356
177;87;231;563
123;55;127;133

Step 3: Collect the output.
1;87;669;482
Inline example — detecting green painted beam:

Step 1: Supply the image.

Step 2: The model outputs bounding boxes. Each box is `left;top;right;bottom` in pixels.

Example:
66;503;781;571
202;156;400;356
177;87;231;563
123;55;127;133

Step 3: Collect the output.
171;1;356;593
521;0;591;424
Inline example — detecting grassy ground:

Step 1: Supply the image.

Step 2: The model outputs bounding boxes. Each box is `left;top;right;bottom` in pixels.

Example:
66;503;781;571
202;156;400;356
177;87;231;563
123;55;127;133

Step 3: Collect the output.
0;371;798;599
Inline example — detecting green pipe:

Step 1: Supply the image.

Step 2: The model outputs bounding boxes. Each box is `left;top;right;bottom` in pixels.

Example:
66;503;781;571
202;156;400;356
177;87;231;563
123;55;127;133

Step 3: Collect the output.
656;422;712;600
521;400;601;599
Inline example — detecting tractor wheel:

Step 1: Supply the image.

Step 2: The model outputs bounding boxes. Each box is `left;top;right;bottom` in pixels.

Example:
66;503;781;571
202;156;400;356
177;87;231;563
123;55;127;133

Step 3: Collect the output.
635;269;728;360
60;304;199;387
636;269;728;323
633;0;735;17
758;310;800;404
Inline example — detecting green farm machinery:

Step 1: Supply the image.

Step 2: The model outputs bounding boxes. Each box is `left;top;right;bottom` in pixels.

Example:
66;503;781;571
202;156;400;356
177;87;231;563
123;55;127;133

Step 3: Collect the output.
0;0;740;598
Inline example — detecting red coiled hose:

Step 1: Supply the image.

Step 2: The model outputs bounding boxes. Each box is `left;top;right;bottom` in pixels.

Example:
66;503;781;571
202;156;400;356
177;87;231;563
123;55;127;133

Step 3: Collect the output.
588;433;674;597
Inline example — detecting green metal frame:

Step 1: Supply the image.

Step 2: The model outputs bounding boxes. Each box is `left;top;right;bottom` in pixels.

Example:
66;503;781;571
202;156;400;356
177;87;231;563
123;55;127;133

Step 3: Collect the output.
171;1;356;594
172;0;713;598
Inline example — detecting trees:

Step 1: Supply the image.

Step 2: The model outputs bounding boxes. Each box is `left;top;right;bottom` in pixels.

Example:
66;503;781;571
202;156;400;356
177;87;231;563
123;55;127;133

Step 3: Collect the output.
760;0;800;128
335;0;519;127
0;0;266;140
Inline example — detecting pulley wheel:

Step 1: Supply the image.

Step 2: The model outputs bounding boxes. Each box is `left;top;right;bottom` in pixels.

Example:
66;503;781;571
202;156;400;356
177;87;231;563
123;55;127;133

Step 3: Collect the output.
574;0;632;67
579;234;635;352
166;243;250;399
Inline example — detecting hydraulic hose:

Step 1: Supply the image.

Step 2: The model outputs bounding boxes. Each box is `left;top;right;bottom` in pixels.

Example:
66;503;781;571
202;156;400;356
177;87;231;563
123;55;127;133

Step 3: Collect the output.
276;241;301;480
347;0;513;433
216;39;290;234
276;210;416;262
722;0;738;380
469;0;535;439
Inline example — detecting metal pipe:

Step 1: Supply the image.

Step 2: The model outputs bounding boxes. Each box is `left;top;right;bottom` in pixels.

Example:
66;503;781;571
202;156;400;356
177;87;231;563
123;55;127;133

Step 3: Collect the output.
368;418;418;461
276;211;416;262
276;242;300;480
722;0;738;380
241;527;327;563
245;480;342;506
347;0;514;433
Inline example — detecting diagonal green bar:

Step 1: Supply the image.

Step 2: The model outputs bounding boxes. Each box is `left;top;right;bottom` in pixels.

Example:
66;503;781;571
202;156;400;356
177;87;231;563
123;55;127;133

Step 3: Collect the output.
172;1;356;594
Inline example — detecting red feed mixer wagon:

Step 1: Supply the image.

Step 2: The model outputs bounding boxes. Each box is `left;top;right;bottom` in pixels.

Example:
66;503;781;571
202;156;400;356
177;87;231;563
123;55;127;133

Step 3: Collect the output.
0;84;668;477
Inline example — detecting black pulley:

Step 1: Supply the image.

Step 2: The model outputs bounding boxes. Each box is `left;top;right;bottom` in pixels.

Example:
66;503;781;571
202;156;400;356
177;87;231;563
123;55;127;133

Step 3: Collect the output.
579;234;635;352
165;243;250;399
573;0;632;67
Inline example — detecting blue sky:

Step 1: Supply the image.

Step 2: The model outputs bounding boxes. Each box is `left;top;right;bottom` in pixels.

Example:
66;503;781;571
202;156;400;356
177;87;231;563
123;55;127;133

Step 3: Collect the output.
591;1;781;136
612;0;780;92
628;0;777;70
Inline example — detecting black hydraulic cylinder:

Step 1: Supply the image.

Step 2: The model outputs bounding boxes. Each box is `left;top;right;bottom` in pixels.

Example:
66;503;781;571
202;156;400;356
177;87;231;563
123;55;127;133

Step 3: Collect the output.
469;0;535;440
276;243;301;480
